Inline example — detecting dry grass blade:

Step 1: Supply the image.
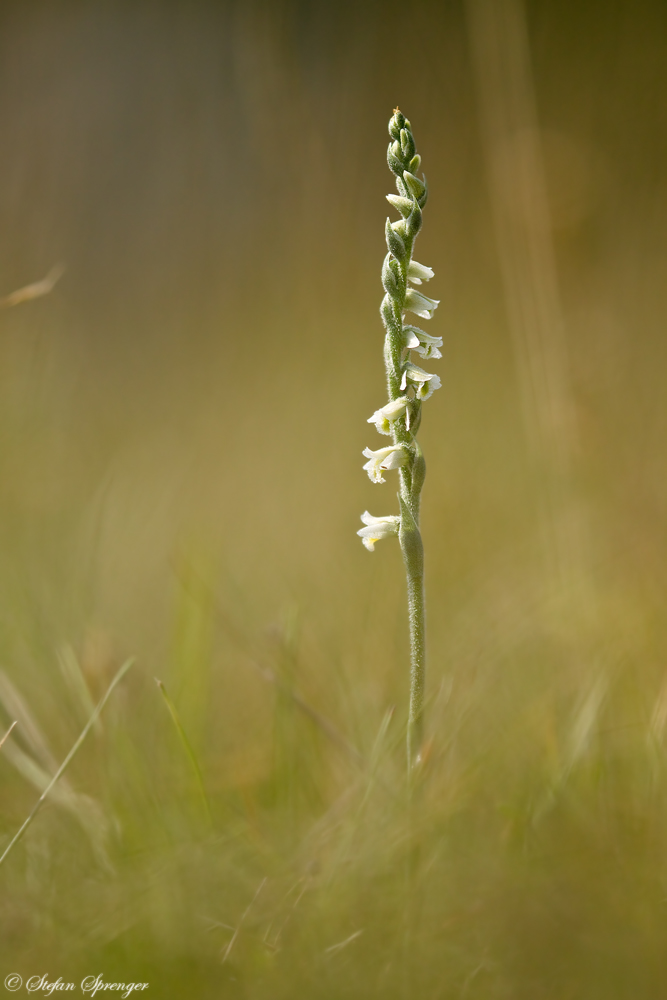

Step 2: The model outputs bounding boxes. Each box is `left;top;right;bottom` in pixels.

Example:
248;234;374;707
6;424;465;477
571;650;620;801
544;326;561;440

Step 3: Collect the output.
0;672;108;854
0;670;61;774
0;263;65;308
0;721;16;750
222;877;267;964
324;929;364;955
0;658;134;868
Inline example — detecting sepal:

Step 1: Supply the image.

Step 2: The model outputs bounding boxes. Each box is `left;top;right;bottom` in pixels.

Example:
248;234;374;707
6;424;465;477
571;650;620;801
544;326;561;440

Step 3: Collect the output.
404;171;426;199
385;218;407;260
386;194;414;218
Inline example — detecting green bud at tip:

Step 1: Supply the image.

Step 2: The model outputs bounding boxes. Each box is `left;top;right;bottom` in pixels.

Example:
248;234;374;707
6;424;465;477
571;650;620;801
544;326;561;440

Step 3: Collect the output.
389;109;406;139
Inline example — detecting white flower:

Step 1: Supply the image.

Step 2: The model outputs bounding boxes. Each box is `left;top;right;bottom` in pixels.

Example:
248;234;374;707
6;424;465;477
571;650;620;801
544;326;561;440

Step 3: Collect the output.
407;261;434;285
404;324;443;360
401;363;441;400
357;511;400;551
367;397;410;435
404;288;439;320
414;373;441;400
362;444;409;483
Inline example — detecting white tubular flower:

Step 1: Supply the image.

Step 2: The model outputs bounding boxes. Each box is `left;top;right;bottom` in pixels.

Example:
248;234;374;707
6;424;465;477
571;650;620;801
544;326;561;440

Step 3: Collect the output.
401;362;442;400
407;261;434;285
367;396;410;435
404;324;443;360
357;511;400;551
414;373;441;400
362;444;409;483
405;288;439;319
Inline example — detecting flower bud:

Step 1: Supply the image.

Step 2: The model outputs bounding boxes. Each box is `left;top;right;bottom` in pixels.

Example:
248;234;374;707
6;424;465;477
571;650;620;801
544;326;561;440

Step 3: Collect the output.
386;194;414;218
388;109;405;139
407;200;422;238
400;128;416;161
387;148;404;175
385;218;407;261
406;399;422;436
409;154;422;173
403;171;426;199
380;294;396;331
411;441;426;494
382;256;400;298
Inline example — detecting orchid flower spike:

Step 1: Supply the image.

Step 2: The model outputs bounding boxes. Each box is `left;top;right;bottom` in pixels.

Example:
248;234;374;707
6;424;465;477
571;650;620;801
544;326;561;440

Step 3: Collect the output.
357;108;443;772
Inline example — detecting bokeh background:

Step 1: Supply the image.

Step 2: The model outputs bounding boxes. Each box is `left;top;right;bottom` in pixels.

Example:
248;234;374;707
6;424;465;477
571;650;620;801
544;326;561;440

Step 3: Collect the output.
0;0;666;996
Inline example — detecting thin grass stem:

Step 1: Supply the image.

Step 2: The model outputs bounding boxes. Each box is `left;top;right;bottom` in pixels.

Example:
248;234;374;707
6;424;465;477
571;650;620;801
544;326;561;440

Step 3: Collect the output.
0;658;134;868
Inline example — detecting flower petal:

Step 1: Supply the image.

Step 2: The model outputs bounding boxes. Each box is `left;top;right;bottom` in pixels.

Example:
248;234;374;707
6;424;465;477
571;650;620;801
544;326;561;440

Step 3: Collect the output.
415;373;442;400
408;261;434;284
362;445;409;483
405;288;439;319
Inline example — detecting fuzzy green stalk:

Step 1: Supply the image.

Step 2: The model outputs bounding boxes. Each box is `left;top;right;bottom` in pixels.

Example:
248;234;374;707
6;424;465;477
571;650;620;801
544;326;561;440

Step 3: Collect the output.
358;109;441;774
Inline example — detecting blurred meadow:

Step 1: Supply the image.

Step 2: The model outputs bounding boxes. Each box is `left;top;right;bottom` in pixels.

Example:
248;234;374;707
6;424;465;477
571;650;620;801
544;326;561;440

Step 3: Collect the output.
0;0;667;996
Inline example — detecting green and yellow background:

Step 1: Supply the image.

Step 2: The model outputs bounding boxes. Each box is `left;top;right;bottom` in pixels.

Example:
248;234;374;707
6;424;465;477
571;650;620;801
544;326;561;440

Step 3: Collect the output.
0;1;666;996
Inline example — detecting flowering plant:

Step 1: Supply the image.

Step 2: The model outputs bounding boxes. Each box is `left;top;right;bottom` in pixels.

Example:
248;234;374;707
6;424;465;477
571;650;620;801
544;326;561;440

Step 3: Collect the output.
357;109;441;772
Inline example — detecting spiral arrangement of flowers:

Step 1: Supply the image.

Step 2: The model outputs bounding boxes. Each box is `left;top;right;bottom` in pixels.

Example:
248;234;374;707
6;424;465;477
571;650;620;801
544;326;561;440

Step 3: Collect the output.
358;109;441;771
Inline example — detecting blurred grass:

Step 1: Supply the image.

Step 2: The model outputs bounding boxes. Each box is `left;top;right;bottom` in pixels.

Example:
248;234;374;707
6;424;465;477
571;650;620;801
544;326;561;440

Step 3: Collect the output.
0;0;666;996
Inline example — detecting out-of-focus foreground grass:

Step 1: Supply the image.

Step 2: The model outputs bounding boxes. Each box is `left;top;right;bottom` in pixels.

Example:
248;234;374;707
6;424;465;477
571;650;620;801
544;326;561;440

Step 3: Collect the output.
1;1;667;996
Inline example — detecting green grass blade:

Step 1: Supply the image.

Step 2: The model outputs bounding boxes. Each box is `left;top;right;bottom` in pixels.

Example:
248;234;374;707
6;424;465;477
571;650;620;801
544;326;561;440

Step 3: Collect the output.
155;678;213;830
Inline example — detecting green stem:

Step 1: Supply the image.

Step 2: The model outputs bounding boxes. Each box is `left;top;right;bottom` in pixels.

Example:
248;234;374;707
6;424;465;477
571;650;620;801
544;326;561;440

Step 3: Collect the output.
406;568;426;772
398;496;426;772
